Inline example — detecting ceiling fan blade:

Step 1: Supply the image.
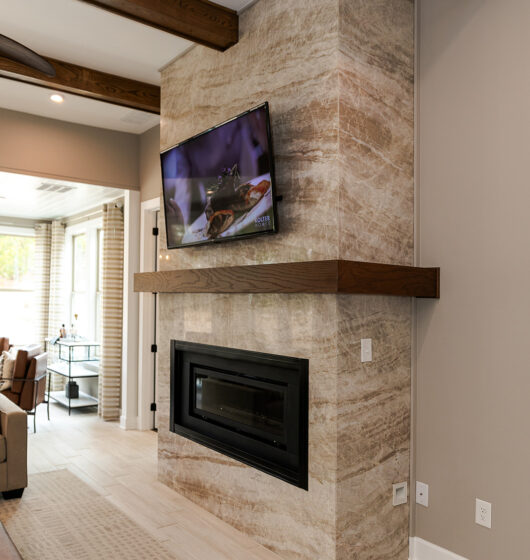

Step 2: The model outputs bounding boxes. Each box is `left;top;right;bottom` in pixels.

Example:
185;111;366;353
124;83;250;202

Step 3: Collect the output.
0;34;55;77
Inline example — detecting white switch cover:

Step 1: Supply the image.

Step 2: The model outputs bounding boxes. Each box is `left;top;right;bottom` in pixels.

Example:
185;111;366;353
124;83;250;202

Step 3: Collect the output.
361;338;372;362
475;499;492;528
392;482;408;506
416;481;429;507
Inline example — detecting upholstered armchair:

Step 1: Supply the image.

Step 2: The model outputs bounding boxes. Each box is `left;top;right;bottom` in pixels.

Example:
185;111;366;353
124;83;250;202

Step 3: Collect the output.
1;346;48;433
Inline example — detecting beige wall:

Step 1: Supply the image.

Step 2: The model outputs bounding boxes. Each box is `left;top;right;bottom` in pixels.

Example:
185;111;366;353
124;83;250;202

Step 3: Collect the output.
415;1;530;558
0;108;140;189
139;125;161;202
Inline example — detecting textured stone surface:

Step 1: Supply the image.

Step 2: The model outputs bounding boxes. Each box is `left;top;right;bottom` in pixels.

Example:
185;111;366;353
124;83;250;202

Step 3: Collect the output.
158;293;338;560
336;295;411;559
158;294;411;560
157;0;414;559
338;0;414;265
159;0;340;270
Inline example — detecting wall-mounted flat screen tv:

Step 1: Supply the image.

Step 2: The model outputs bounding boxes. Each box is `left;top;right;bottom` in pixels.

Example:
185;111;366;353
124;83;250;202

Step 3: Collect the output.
161;103;278;249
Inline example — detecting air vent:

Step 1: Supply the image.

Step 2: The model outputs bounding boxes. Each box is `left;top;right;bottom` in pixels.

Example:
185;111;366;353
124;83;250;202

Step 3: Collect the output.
37;183;54;191
37;182;76;193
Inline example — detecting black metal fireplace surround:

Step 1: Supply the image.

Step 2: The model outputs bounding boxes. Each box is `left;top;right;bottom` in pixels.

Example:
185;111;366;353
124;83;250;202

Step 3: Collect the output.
170;340;309;489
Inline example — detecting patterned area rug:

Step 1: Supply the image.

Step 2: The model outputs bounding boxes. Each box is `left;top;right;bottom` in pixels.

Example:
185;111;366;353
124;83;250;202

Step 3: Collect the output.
0;470;176;560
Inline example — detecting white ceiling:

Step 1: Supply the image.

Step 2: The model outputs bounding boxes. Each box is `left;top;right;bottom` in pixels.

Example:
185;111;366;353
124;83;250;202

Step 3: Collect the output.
0;0;192;84
0;171;125;220
0;0;254;133
0;79;161;133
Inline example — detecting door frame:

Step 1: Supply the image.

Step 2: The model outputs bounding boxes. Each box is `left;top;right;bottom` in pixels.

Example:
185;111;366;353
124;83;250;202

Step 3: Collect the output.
137;196;160;431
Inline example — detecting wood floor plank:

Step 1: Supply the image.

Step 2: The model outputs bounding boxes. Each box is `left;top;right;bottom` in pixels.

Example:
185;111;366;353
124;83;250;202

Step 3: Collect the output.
105;482;183;529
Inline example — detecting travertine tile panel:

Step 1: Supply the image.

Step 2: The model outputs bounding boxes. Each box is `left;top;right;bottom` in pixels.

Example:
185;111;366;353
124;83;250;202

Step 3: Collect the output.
157;0;415;559
159;0;340;270
336;295;411;559
158;293;338;560
338;0;414;265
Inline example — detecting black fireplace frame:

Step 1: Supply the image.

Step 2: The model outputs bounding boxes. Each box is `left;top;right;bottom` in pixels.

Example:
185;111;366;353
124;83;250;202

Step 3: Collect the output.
170;340;309;489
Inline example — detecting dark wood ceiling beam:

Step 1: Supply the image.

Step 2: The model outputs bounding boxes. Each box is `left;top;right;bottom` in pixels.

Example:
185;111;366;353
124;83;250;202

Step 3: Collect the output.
78;0;238;51
0;55;160;114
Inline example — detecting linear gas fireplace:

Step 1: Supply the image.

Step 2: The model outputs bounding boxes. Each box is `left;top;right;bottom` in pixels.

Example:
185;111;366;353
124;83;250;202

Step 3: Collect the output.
170;340;308;489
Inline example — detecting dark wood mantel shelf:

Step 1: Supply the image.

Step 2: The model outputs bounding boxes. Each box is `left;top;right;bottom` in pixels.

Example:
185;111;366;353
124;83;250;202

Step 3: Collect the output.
134;260;439;298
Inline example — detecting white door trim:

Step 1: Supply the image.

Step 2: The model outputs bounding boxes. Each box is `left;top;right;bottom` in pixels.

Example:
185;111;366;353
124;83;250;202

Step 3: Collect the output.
137;196;160;431
120;190;141;430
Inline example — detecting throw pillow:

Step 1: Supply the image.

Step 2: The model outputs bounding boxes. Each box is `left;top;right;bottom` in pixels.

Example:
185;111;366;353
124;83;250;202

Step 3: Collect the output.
0;350;16;391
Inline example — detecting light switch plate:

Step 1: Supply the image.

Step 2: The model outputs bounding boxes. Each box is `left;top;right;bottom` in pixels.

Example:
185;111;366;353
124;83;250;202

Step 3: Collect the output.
361;338;372;362
416;481;429;507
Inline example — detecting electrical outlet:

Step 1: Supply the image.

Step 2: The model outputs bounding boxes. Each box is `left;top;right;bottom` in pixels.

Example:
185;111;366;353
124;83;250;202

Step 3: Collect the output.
392;482;407;506
416;481;429;507
361;338;372;362
475;498;492;529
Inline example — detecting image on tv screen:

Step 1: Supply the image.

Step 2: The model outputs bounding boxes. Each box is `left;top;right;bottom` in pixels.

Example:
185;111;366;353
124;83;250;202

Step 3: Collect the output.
161;103;277;249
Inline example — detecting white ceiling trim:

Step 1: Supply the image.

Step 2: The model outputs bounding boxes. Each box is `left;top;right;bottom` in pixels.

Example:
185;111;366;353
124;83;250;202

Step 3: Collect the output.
0;170;125;221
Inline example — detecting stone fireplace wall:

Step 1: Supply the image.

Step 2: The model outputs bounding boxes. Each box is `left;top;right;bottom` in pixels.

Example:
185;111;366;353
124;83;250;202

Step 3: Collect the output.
157;1;414;559
159;294;339;559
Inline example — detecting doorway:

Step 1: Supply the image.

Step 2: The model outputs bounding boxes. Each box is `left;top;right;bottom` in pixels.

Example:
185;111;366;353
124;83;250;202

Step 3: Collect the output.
138;197;160;431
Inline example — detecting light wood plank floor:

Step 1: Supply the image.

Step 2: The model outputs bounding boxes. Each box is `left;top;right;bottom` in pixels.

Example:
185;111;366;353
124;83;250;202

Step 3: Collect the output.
29;404;281;560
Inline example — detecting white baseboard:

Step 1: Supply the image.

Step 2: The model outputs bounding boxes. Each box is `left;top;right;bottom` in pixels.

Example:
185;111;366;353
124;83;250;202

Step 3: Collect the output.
410;537;468;560
119;414;138;430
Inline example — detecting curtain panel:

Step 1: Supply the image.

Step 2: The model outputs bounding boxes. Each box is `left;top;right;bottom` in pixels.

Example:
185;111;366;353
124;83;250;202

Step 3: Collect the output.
48;221;66;392
47;221;66;338
99;203;124;421
34;220;66;392
34;223;52;349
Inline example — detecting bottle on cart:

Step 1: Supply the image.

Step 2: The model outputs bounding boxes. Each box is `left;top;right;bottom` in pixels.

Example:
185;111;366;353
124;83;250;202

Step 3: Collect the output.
65;381;79;399
72;314;78;340
60;324;66;338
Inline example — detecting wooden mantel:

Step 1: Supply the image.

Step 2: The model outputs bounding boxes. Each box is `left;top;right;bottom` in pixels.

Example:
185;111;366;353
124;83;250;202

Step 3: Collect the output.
134;260;439;298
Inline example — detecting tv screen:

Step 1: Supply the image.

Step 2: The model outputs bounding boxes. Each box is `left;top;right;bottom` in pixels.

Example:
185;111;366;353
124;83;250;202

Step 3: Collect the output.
161;103;278;249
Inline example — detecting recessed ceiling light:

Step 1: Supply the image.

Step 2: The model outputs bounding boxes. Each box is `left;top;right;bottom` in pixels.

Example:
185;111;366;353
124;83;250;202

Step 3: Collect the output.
50;93;64;104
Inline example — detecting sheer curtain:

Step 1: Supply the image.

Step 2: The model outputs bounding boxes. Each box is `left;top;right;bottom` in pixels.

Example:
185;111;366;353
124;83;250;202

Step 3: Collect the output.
98;202;124;421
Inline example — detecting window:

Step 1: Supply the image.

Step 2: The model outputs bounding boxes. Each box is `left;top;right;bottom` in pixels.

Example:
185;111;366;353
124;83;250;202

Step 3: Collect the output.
96;229;104;342
66;221;104;343
0;232;35;345
72;234;88;292
71;233;89;336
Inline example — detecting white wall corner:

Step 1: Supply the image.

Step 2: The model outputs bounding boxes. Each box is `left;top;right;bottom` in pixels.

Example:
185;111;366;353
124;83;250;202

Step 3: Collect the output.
120;414;138;431
137;196;160;431
410;537;468;560
120;189;141;430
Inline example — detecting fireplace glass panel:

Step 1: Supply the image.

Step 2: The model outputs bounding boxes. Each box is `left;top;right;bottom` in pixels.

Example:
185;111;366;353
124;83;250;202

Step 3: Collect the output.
194;371;285;442
171;341;308;489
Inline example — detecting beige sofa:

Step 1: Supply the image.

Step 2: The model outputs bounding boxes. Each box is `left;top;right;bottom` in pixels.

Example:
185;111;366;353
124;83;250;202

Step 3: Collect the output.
0;394;27;499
